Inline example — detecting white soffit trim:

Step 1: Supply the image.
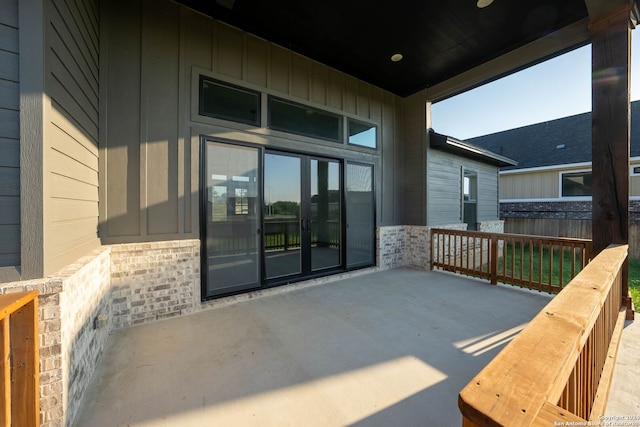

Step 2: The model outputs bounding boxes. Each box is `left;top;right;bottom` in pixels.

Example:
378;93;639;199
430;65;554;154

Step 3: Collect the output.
500;157;640;175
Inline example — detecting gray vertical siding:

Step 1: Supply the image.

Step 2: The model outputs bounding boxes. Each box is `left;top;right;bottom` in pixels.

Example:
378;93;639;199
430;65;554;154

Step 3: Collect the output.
101;0;404;242
401;93;427;225
427;148;499;227
45;0;100;273
0;0;20;268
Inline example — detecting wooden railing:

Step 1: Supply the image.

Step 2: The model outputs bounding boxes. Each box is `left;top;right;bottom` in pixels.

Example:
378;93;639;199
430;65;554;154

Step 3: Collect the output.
1;290;40;427
431;229;592;293
459;244;628;426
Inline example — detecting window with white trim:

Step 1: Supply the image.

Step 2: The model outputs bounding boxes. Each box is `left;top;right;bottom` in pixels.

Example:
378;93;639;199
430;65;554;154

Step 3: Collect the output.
561;171;592;197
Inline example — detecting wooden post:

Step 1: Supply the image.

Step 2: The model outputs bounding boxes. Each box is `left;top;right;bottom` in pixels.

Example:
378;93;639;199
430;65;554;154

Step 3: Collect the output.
0;291;40;427
589;5;634;319
1;318;11;425
490;234;498;284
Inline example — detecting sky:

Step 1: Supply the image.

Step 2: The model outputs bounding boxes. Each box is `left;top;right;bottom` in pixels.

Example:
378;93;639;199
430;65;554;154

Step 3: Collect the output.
431;29;640;140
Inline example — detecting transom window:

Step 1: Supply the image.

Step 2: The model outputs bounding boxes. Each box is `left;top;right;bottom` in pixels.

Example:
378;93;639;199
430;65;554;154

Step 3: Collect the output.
197;74;378;149
268;96;342;142
348;119;377;148
199;77;260;126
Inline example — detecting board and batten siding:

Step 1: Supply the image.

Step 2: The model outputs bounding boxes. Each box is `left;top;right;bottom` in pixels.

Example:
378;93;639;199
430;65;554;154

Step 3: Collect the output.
44;0;100;274
500;170;560;200
631;171;640;196
101;0;403;242
0;0;20;273
501;164;640;200
401;93;428;225
426;148;499;227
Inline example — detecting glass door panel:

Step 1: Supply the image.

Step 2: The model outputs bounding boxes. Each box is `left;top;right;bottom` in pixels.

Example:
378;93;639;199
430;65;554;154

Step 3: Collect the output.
203;141;261;298
346;163;375;268
310;159;341;271
264;153;302;279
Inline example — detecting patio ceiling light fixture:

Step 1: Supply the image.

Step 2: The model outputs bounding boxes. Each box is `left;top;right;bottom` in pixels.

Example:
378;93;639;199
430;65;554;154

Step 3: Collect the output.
477;0;494;8
391;53;403;62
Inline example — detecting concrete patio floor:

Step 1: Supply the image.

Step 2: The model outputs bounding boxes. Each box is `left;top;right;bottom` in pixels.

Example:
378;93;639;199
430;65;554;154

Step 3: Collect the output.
73;268;639;426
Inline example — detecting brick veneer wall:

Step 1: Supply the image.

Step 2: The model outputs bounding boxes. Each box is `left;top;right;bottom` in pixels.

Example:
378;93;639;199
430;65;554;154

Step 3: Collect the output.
0;246;112;427
59;249;111;425
405;226;430;269
110;240;200;329
478;220;505;233
378;223;475;270
377;226;406;269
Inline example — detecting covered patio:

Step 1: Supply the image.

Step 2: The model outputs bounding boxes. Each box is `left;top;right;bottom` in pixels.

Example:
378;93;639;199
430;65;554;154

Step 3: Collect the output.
3;1;639;425
71;268;636;426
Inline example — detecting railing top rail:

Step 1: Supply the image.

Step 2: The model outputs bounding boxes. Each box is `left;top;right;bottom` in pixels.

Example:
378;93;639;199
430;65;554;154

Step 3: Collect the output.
0;290;39;321
458;244;627;426
431;228;592;244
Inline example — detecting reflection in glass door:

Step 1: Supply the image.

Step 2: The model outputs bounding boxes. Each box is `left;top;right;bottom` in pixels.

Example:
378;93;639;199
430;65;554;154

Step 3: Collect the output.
310;159;341;271
202;141;261;298
264;153;302;279
346;163;374;268
264;153;342;282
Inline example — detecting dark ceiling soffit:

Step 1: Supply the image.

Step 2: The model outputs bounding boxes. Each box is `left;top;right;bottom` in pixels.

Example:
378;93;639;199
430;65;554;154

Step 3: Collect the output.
429;130;518;167
425;21;590;103
174;0;590;98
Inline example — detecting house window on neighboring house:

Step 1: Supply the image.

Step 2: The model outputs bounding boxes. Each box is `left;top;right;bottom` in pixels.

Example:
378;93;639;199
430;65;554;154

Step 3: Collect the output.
463;170;478;230
561;171;592;197
631;165;640;176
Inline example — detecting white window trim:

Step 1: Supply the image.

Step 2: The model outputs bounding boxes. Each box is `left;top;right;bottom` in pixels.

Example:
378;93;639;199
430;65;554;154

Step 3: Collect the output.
558;168;592;199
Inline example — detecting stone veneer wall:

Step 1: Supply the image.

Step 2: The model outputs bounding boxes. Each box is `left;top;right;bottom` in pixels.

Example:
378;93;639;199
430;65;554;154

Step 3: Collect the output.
0;246;112;427
110;240;200;329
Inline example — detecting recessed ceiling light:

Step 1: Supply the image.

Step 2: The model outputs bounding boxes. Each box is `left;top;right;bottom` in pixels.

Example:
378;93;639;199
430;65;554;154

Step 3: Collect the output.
391;53;403;62
477;0;494;8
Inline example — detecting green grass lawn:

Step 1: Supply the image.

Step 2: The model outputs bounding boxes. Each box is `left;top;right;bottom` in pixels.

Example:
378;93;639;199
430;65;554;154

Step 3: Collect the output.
501;244;585;289
503;243;639;312
628;258;640;312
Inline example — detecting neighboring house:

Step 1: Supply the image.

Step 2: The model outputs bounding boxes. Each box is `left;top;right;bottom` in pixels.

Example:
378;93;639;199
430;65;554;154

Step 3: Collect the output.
468;101;640;247
428;131;517;230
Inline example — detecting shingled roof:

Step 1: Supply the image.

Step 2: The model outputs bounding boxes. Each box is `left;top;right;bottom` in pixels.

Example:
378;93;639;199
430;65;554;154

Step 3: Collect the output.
466;101;640;171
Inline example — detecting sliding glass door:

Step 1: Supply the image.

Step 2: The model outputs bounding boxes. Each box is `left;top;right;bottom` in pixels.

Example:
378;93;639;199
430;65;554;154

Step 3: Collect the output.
346;162;375;268
264;152;342;282
202;141;261;298
202;140;374;299
263;153;302;279
310;158;342;271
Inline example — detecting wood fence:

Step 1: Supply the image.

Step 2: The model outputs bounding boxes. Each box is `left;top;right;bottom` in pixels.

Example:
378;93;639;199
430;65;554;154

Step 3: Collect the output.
431;229;592;293
1;290;40;427
459;244;628;426
504;218;640;259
